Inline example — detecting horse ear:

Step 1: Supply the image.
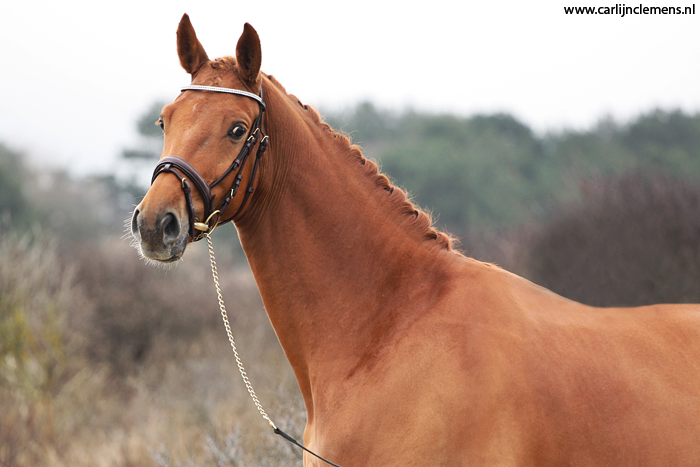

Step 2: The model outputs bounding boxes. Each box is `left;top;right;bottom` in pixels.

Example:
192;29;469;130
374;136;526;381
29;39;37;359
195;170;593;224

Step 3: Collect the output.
177;13;209;75
236;23;262;84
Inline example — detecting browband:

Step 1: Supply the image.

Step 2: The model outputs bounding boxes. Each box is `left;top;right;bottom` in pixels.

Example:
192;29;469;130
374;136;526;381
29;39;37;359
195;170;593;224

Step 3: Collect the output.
180;85;266;109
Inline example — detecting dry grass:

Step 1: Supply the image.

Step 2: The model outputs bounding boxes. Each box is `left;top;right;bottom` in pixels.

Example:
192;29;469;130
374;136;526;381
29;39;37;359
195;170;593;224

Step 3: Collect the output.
0;230;305;467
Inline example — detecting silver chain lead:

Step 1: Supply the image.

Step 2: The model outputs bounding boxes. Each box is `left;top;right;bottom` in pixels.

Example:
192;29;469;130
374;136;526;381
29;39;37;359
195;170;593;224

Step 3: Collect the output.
205;233;277;430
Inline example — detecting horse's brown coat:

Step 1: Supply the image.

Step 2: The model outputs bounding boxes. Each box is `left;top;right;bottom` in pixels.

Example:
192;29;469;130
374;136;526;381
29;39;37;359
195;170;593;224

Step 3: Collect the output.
131;14;700;466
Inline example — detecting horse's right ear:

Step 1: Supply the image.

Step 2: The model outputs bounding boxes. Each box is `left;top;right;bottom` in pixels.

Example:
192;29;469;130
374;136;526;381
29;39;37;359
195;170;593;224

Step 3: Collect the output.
236;23;262;84
177;13;209;75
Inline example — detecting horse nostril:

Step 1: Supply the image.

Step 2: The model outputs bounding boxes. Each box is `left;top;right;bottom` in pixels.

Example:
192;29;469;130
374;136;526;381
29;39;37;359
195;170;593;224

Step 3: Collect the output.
161;212;181;243
131;208;141;239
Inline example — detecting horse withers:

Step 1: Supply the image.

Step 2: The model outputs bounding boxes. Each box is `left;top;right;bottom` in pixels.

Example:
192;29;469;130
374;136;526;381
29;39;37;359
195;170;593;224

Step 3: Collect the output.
131;13;700;466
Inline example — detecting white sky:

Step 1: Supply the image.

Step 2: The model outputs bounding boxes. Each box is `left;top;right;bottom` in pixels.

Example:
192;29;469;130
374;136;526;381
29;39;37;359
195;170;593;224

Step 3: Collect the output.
1;0;699;176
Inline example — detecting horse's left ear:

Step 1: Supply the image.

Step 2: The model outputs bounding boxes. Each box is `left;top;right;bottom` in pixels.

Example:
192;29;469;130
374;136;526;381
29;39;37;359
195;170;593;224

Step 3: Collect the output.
236;23;262;84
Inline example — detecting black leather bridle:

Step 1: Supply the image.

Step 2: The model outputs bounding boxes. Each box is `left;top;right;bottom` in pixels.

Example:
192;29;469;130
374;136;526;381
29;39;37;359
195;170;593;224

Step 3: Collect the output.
151;85;268;241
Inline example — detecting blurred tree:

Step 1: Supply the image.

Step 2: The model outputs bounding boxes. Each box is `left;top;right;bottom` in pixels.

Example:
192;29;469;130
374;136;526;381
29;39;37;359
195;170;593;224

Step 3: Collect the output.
548;109;700;182
621;109;700;177
137;101;167;138
121;100;166;160
324;101;399;145
325;105;557;232
379;113;552;231
116;100;167;212
323;105;700;234
0;143;30;228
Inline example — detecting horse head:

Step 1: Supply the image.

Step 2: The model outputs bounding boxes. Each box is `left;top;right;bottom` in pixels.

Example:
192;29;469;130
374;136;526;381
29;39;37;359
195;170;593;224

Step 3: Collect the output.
131;14;266;262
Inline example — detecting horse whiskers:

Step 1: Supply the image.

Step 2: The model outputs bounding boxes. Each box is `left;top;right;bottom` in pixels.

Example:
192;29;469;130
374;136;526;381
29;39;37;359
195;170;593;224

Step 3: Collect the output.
123;213;181;270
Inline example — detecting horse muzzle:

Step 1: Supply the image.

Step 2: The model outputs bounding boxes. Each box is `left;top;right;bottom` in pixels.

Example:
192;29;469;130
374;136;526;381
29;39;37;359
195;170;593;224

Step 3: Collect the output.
131;206;190;262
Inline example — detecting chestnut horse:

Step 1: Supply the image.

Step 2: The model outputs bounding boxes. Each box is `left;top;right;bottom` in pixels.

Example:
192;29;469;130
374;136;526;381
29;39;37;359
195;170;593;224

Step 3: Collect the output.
131;14;700;466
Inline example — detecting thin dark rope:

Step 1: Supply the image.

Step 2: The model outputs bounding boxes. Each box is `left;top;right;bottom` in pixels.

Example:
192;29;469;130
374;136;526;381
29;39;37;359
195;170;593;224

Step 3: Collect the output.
273;427;344;467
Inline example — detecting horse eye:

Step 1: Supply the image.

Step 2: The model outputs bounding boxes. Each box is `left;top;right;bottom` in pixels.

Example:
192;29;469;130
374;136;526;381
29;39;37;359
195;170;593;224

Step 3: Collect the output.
156;117;164;130
229;125;247;139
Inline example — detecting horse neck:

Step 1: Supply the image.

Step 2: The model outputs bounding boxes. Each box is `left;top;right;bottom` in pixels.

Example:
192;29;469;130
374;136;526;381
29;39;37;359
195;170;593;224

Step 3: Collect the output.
235;80;457;408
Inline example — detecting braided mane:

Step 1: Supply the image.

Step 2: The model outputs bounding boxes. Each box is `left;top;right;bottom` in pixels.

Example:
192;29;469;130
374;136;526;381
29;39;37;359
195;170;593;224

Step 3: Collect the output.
263;73;455;252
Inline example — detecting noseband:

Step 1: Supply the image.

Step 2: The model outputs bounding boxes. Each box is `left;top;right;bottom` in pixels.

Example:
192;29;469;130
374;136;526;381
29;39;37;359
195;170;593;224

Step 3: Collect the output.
151;85;269;241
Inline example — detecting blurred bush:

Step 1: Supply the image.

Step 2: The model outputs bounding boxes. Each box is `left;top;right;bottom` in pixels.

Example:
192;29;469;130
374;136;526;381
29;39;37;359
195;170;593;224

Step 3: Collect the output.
0;231;92;465
75;239;217;377
524;171;700;307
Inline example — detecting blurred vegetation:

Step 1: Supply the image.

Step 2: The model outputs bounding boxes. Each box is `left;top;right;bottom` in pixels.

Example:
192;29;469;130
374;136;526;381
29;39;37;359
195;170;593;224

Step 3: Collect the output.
326;105;700;233
1;101;700;466
122;101;168;161
525;171;700;307
0;137;300;466
0;144;30;228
